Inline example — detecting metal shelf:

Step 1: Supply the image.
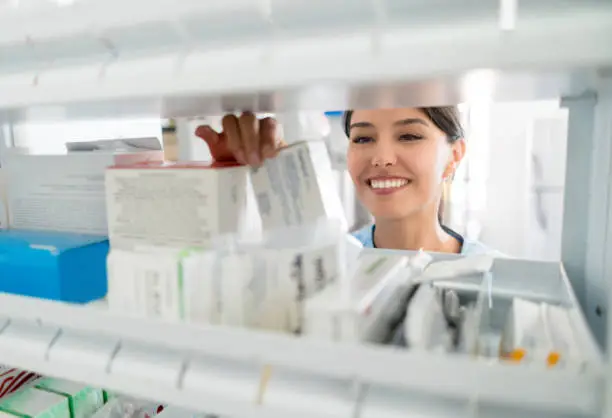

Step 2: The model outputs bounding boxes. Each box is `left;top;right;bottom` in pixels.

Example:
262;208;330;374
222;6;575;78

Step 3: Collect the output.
0;0;609;121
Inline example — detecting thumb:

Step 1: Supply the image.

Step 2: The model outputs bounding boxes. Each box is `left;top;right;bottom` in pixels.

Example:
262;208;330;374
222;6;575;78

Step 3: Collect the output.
194;125;236;163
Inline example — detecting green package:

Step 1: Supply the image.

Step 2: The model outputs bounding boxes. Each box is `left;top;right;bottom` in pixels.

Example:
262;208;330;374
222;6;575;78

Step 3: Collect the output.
0;387;70;418
35;379;103;418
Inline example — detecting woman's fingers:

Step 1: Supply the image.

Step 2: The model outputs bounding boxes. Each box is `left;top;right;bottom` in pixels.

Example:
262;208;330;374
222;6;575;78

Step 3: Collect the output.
238;111;260;166
259;117;279;158
222;114;245;164
195;125;234;162
197;113;284;165
194;125;218;144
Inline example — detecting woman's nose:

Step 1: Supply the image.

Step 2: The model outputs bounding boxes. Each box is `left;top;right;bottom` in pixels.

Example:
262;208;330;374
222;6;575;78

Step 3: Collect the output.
371;140;397;167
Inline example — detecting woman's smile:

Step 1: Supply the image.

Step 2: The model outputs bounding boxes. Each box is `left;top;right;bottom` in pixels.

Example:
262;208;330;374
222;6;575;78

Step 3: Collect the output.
366;176;412;195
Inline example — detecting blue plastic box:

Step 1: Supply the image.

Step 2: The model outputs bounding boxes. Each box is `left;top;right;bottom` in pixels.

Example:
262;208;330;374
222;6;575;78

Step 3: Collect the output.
0;230;109;303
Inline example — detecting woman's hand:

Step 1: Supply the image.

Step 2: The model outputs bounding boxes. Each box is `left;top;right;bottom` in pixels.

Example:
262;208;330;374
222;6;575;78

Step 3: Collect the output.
195;112;287;166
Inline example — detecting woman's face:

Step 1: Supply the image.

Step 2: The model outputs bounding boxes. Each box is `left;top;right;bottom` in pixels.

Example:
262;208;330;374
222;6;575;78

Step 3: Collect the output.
347;108;464;221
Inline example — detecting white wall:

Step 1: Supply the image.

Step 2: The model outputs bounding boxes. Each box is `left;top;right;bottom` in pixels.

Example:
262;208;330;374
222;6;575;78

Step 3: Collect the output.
478;100;567;259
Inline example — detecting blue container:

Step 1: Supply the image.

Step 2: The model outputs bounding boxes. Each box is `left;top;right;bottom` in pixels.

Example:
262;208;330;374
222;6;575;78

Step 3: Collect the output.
0;230;109;303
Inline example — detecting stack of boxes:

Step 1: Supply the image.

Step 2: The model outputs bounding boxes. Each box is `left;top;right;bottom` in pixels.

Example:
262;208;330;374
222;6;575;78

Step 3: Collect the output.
0;150;163;303
0;377;104;418
105;141;352;334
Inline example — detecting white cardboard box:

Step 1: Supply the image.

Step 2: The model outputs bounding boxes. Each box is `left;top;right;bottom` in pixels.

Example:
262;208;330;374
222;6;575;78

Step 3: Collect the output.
249;141;347;231
303;253;411;343
106;247;220;324
2;151;162;235
105;161;260;250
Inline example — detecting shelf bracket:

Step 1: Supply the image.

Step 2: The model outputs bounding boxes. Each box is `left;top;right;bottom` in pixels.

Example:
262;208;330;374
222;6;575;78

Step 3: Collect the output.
97;36;119;81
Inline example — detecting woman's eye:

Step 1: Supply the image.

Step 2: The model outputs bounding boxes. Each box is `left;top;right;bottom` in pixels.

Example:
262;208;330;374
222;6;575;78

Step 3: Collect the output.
351;136;374;144
399;134;423;141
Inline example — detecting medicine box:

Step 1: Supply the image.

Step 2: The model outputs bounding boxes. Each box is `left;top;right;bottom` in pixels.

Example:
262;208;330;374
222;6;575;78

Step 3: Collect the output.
2;151;162;235
107;247;225;324
105;160;260;250
0;230;109;303
303;253;410;343
249;141;347;231
35;378;104;418
0;387;70;418
0;366;41;401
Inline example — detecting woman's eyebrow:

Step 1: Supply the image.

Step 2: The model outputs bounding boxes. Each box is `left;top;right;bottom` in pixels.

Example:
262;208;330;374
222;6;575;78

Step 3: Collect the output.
393;118;428;127
349;121;374;130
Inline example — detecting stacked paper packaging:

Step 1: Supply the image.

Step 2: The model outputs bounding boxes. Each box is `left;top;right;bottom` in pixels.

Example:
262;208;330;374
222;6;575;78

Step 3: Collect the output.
2;151;162;235
105;141;360;334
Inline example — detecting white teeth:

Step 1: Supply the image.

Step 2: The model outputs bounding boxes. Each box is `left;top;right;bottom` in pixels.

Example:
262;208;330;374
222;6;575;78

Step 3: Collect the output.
370;179;408;189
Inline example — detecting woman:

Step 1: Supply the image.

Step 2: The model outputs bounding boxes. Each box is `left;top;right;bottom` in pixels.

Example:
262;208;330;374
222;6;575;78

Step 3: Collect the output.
196;106;490;255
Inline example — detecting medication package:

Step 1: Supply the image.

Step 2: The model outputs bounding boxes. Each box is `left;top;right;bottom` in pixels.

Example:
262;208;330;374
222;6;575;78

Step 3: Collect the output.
91;397;164;418
0;365;41;401
248;141;347;231
303;250;433;343
107;219;360;335
499;298;586;370
0;387;70;418
105;160;259;250
403;254;494;352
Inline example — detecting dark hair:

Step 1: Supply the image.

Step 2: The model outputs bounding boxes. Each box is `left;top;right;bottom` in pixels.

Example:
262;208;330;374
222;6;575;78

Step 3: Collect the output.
342;106;464;141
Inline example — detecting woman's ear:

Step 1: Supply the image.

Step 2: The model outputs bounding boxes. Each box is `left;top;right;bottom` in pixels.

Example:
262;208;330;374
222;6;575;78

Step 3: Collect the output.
443;138;466;180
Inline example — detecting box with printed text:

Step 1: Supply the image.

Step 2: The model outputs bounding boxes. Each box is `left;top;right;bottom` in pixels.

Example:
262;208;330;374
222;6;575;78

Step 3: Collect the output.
105;160;261;249
3;151;162;235
249;141;347;231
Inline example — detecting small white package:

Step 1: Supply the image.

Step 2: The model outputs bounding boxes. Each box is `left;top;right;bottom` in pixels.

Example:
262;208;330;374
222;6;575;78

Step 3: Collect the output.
303;252;431;343
218;220;347;333
219;250;294;332
404;284;453;351
264;220;348;332
107;247;220;324
249;141;347;231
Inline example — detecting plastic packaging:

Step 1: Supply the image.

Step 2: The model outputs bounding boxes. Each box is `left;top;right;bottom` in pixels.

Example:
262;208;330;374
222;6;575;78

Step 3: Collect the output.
404;254;493;352
303;253;409;342
303;250;432;343
404;284;453;351
499;298;586;370
90;397;164;418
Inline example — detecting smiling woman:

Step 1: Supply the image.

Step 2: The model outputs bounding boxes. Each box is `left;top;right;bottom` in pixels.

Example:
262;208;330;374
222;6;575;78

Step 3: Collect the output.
345;107;490;254
195;107;494;255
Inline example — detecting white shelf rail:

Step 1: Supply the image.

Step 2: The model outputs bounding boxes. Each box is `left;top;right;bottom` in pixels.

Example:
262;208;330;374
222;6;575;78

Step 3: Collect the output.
0;1;609;116
0;290;603;418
